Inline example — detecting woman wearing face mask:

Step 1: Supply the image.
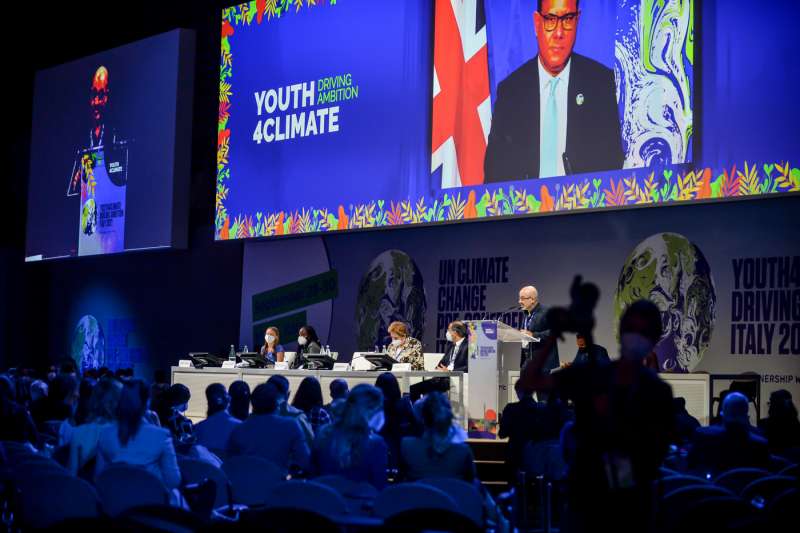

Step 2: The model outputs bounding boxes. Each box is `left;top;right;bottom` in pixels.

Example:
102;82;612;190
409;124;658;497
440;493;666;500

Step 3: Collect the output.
386;321;424;370
310;384;388;489
292;325;321;369
260;326;285;363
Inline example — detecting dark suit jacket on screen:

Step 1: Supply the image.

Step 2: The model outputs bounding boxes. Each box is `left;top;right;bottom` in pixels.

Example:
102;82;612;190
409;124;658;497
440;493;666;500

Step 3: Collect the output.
484;53;624;182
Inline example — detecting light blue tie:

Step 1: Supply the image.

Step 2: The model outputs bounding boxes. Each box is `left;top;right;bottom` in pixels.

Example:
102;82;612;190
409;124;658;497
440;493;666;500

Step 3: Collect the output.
540;77;559;177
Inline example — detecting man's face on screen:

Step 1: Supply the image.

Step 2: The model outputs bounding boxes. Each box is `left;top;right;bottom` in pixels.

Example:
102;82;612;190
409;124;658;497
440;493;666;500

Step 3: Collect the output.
534;0;579;77
90;66;109;123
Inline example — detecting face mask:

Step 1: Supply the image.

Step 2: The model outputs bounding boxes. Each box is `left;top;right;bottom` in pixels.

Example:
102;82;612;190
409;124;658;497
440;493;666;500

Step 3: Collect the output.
445;331;454;342
368;410;385;432
297;336;308;346
391;338;402;346
265;334;276;344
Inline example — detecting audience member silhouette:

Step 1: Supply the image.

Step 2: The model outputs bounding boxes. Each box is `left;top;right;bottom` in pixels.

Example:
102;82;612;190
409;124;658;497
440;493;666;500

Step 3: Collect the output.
758;389;800;461
266;374;314;445
96;379;181;491
67;377;121;479
311;383;388;488
195;383;241;454
325;378;349;412
499;379;569;480
400;391;476;482
226;382;310;473
522;294;675;533
374;372;422;470
228;380;251;422
291;376;331;434
672;397;701;446
689;392;770;475
0;375;39;445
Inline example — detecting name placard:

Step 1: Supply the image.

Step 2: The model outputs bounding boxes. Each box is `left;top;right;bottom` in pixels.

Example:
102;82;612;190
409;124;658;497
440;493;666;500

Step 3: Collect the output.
392;363;412;372
274;362;289;370
178;360;193;368
221;361;236;368
332;363;350;371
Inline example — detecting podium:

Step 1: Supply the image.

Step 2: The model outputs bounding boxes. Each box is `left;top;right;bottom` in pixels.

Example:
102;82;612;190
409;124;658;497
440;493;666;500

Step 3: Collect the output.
465;320;532;438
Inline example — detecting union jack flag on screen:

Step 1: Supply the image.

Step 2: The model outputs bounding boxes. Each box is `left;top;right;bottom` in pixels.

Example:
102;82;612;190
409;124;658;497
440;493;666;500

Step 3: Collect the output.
431;0;492;189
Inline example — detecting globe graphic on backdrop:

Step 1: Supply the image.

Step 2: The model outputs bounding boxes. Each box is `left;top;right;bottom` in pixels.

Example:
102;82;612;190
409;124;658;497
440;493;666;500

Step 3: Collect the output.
71;315;105;372
614;233;716;372
355;249;427;350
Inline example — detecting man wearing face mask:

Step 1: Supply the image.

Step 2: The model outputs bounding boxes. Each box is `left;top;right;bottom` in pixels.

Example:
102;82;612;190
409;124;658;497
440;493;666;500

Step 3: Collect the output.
521;296;675;533
437;321;469;372
292;325;322;369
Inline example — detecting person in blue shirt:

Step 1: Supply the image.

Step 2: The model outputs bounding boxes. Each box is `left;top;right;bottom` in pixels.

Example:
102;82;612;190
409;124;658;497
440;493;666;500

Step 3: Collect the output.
226;382;310;474
260;326;285;363
195;383;241;455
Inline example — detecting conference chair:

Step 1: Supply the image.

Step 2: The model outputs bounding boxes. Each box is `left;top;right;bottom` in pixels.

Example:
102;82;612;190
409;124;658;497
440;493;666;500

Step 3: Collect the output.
419;477;484;526
767;488;799;533
14;472;101;529
740;475;797;507
768;454;792;472
423;353;445;371
373;482;456;518
383;508;484;533
655;475;711;496
668;495;755;533
95;464;171;516
659;484;735;526
266;480;348;518
778;463;799;478
315;474;378;515
178;456;232;509
118;504;209;531
239;506;342;533
221;455;284;507
713;467;770;495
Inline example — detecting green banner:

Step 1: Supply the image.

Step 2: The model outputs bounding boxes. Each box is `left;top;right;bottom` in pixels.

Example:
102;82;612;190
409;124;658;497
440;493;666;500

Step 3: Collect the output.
252;270;338;323
252;310;308;351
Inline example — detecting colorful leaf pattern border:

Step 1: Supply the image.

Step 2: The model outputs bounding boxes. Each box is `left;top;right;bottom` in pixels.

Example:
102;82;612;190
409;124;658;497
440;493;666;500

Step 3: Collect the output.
217;2;799;240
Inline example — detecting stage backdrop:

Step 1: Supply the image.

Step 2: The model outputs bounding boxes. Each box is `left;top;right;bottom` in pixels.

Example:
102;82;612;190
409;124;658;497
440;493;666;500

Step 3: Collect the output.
242;196;800;417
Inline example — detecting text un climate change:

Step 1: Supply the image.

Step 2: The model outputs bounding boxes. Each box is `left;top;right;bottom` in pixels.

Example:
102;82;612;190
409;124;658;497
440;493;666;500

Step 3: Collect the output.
252;74;358;144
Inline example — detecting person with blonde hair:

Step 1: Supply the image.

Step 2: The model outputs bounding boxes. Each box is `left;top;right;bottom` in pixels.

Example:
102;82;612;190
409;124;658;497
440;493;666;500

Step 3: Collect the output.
260;326;285;363
386;321;423;370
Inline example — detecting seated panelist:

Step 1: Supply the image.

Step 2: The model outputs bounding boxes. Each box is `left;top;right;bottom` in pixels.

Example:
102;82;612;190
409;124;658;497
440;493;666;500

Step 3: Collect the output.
259;326;285;363
437;321;468;372
386;321;424;370
292;325;322;369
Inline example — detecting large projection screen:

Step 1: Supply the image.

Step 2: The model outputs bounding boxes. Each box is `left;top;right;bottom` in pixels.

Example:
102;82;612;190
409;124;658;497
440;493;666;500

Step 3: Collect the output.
215;0;791;241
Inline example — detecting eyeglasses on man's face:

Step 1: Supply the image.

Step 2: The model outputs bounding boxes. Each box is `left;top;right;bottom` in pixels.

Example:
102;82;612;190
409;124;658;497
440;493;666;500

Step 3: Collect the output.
540;11;579;32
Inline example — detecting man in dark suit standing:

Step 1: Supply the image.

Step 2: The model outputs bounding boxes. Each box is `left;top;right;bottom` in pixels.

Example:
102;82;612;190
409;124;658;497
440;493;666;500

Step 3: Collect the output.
519;286;559;373
484;0;623;182
437;321;469;372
